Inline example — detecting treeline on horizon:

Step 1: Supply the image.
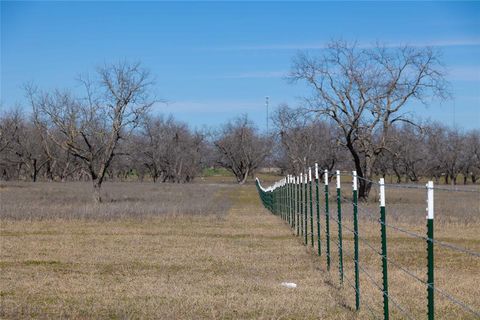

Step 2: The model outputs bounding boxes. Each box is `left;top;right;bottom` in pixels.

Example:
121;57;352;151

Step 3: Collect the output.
1;102;478;186
1;40;479;202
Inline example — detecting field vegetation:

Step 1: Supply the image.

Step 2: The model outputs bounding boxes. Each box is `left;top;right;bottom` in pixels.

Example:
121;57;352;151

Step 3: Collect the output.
1;177;479;319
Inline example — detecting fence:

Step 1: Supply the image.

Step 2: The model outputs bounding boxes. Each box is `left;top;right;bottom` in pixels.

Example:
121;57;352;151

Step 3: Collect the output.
255;164;480;320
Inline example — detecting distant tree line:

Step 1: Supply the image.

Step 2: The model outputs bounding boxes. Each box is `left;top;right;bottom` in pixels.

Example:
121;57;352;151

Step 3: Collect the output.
3;97;478;191
271;104;480;186
0;62;271;202
1;40;479;202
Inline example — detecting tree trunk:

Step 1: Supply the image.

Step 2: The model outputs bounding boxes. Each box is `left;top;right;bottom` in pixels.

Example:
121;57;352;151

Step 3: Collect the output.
238;168;249;184
394;169;401;184
346;141;372;200
92;179;102;203
31;159;38;182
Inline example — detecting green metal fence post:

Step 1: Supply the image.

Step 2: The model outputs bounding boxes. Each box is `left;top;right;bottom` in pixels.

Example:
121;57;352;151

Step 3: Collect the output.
309;167;314;247
427;181;435;320
296;175;300;236
279;181;282;218
353;171;360;311
300;174;304;238
289;175;293;227
284;178;287;222
325;169;331;270
287;176;290;226
275;182;282;218
273;186;276;214
280;179;287;221
380;178;389;320
336;170;344;285
304;172;308;246
315;163;321;256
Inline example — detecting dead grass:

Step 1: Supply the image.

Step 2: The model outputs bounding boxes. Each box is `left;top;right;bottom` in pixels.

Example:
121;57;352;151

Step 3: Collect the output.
0;181;232;220
0;181;352;319
0;179;478;319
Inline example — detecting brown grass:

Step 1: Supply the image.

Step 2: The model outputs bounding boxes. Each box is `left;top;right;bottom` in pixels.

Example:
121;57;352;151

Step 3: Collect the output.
0;179;479;319
280;180;480;319
0;181;232;220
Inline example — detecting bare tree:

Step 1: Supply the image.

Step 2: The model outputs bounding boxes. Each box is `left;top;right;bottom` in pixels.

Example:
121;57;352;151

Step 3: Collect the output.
214;115;271;184
289;40;448;198
465;130;480;184
385;124;428;183
28;61;155;202
0;108;49;182
0;108;19;155
136;115;205;183
271;103;341;174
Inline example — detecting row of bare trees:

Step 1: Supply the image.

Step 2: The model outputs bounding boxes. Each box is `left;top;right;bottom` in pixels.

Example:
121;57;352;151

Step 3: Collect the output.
271;105;480;187
0;107;270;197
1;40;478;202
375;123;480;185
0;62;271;201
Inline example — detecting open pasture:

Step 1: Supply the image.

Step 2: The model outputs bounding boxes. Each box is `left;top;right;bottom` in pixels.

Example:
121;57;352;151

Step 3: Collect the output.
0;179;479;319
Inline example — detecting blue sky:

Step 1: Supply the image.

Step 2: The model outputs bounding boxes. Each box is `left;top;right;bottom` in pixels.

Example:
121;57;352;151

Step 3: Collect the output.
1;1;479;130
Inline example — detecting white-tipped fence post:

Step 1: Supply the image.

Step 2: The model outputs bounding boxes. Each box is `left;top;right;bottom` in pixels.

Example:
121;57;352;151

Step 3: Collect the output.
353;171;360;310
336;170;344;284
427;181;435;320
304;172;308;245
296;175;300;236
309;167;314;247
289;175;293;227
324;169;331;270
300;173;304;238
315;163;321;256
379;178;389;320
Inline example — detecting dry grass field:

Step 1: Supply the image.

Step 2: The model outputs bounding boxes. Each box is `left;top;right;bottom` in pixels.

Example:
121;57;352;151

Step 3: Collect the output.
0;178;479;319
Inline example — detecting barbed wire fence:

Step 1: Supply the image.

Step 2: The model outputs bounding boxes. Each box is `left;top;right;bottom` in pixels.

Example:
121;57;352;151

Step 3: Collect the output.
255;164;480;320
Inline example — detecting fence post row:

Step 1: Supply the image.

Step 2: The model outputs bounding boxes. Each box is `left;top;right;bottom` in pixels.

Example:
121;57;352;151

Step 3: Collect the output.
255;174;454;320
427;181;435;320
379;178;389;320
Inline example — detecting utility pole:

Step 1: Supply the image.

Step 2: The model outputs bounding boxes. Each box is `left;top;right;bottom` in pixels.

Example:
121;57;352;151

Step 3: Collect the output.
265;96;269;134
